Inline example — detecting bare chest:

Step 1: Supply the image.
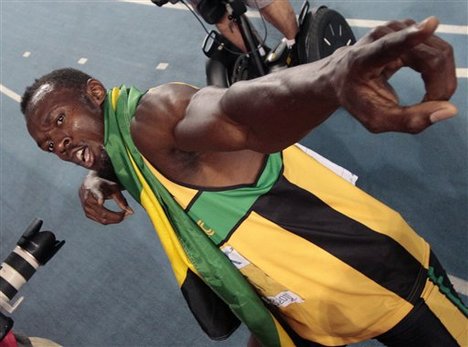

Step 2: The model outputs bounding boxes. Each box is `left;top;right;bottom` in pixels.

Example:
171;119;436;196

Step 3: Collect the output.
147;149;266;188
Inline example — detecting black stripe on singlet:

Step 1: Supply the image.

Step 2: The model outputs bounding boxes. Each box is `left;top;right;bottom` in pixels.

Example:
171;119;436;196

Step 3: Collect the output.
252;175;426;303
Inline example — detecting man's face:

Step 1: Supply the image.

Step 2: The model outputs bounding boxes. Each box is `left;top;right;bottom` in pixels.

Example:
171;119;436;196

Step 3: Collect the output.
26;85;111;172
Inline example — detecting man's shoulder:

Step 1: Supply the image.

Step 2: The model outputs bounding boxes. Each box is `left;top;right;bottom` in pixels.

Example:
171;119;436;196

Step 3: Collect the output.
145;82;200;102
130;83;203;179
136;82;199;120
130;83;199;152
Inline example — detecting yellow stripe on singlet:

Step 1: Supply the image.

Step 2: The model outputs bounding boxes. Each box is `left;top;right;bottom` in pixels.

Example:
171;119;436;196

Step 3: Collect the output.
227;212;413;346
142;157;199;209
281;145;430;267
130;154;196;286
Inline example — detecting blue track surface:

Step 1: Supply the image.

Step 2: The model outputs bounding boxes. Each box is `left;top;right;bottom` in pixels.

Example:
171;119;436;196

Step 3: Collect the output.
1;1;466;346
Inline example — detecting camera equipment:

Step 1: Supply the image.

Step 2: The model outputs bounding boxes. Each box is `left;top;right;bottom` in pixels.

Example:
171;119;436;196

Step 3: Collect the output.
0;312;13;343
150;0;179;7
0;219;64;341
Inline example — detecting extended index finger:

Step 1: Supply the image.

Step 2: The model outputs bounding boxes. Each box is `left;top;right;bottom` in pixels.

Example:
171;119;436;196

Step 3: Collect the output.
363;17;440;69
111;191;134;217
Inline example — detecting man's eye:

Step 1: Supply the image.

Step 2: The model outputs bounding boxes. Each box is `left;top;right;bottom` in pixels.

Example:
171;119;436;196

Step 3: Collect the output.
48;141;55;152
57;113;64;126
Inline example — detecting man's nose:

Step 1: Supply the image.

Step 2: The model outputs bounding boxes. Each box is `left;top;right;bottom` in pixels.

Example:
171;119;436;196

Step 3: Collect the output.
56;136;71;154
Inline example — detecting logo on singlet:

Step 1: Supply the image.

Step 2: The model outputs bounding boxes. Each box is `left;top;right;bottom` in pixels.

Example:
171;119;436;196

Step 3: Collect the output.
196;220;215;236
221;246;250;269
265;291;304;308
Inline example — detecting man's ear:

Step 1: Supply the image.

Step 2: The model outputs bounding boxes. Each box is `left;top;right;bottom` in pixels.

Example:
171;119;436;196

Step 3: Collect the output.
86;79;106;106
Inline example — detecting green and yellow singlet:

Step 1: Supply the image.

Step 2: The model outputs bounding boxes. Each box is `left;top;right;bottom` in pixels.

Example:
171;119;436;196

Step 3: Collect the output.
144;144;466;346
104;85;466;347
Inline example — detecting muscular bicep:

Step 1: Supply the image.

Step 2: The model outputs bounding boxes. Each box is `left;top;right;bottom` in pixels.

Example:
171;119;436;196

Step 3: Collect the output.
174;87;250;152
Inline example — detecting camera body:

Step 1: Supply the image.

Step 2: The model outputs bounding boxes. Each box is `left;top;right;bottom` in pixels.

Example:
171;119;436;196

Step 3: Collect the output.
150;0;180;7
0;219;64;341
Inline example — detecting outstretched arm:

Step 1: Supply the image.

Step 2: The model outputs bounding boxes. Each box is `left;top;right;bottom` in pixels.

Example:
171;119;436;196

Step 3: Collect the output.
175;17;457;153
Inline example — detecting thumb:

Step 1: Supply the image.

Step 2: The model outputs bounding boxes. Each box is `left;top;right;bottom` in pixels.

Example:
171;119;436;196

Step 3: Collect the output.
428;102;458;123
402;101;457;133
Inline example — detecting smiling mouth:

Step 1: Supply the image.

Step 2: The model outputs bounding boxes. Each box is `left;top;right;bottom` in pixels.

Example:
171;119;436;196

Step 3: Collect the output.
75;146;93;168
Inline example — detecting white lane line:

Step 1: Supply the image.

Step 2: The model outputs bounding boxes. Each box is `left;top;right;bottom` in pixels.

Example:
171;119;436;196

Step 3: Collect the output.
449;275;468;297
116;0;468;35
0;84;21;103
347;19;468;35
156;62;169;70
116;0;156;5
436;24;468;35
456;68;468;79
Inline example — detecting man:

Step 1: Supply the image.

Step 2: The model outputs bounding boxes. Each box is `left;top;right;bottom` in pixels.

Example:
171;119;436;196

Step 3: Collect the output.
21;17;466;346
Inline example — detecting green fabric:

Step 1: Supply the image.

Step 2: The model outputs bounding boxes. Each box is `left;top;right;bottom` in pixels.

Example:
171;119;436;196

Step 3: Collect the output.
103;86;289;347
428;267;468;317
103;86;143;200
187;153;283;245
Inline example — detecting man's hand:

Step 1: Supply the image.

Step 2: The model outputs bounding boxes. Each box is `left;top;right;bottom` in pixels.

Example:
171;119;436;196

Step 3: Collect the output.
79;171;134;225
332;16;457;133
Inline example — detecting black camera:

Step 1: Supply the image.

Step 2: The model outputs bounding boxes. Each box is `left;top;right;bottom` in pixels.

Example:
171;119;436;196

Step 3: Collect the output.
150;0;180;7
0;219;64;341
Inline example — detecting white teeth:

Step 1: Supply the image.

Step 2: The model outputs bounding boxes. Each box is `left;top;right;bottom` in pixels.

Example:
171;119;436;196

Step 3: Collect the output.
84;148;89;163
76;148;84;162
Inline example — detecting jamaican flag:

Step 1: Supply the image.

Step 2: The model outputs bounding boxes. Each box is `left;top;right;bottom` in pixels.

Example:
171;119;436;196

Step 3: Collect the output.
103;85;295;347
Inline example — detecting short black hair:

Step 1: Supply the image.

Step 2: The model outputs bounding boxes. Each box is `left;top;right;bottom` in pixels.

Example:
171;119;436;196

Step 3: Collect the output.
21;68;93;114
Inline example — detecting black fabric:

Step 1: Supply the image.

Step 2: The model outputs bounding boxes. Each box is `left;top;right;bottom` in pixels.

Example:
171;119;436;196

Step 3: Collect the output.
429;251;467;317
430;251;463;302
376;299;459;347
180;269;241;340
253;175;426;303
197;0;226;24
